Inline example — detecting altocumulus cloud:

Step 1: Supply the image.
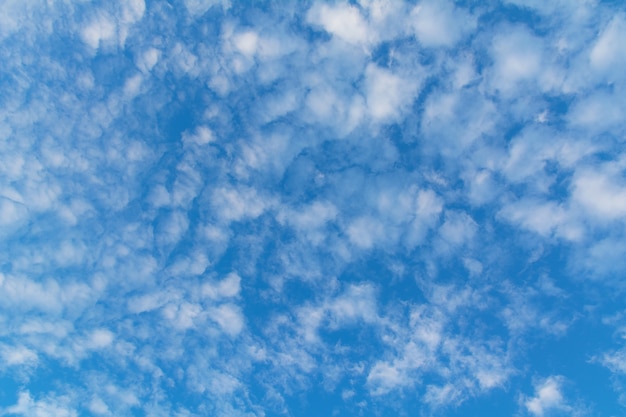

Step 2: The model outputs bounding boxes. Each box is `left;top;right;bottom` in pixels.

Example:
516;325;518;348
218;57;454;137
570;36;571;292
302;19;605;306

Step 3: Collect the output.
1;0;626;416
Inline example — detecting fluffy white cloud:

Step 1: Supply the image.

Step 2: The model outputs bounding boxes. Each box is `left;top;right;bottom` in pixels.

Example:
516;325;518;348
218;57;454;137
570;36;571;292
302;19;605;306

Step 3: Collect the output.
410;0;475;48
183;0;227;17
119;0;146;25
498;199;582;241
0;344;38;367
590;15;626;80
4;391;78;417
136;47;160;73
212;186;270;222
572;167;626;221
278;200;338;244
365;64;420;122
600;346;626;375
209;303;244;336
293;283;379;345
233;31;259;57
568;90;626;131
81;13;117;50
524;376;571;416
438;210;477;246
3;0;626;416
85;329;115;350
347;216;385;249
307;3;370;45
489;26;544;94
202;272;241;299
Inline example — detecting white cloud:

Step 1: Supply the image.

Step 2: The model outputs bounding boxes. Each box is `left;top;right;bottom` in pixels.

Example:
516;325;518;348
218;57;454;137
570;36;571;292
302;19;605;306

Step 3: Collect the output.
88;397;110;415
19;319;73;339
4;391;78;417
137;47;160;73
282;200;337;230
0;344;38;366
3;1;626;415
581;237;626;277
182;125;214;146
489;26;543;94
524;376;570;416
424;383;462;407
305;85;343;121
328;284;378;325
367;339;434;395
410;1;475;48
207;371;242;396
499;199;577;239
423;91;457;125
421;89;497;155
568;91;625;131
170;42;199;76
465;169;498;205
256;32;301;61
365;64;420;122
376;184;418;225
600;346;626;374
438;211;477;247
55;240;87;267
590;14;626;80
99;379;144;411
259;91;299;123
357;0;410;42
168;251;210;277
0;273;65;314
307;3;370;45
347;216;385;249
367;361;408;395
203;272;241;300
183;0;227;17
231;131;296;179
293;283;379;345
410;308;444;350
0;196;28;227
128;291;169;314
366;286;511;400
156;210;189;246
0;0;36;40
162;301;202;330
502;127;557;184
123;73;143;98
209;303;244;336
233;31;259;57
277;200;338;244
451;55;479;89
399;188;443;247
415;188;443;217
501;290;572;336
425;284;479;314
86;329;115;350
81;13;117;50
212;186;269;222
304;85;365;135
572;168;626;221
121;0;146;24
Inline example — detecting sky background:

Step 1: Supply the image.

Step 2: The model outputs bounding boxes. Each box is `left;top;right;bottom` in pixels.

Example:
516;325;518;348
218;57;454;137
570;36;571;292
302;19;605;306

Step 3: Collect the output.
1;0;626;416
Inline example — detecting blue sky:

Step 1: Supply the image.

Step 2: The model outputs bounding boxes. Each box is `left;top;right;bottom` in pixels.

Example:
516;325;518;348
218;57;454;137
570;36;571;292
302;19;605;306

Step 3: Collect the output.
1;0;626;416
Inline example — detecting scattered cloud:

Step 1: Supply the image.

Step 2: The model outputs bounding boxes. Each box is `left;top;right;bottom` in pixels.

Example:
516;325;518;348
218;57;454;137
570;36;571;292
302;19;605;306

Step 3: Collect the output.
410;0;476;48
523;376;571;416
1;0;624;416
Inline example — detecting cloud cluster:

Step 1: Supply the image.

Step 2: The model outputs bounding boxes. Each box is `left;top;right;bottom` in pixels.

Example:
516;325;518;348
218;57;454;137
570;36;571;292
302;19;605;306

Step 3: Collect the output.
1;0;625;416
